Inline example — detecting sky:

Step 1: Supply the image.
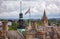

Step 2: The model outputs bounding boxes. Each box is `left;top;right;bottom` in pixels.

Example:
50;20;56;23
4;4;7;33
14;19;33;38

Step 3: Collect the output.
0;0;60;19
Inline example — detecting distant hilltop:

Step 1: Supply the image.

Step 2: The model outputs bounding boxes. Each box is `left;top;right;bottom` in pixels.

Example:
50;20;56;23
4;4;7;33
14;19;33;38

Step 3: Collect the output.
0;18;60;21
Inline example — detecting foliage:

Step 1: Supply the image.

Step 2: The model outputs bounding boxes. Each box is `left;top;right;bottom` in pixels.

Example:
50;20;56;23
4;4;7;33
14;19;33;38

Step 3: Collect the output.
37;20;42;26
9;19;60;30
9;21;18;30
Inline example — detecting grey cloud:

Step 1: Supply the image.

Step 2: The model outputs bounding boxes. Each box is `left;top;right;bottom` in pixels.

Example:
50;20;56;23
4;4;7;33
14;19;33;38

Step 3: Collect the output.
48;13;60;18
0;1;20;13
44;0;60;13
2;0;38;1
22;0;37;1
2;0;17;1
45;0;60;7
0;1;2;6
0;0;60;19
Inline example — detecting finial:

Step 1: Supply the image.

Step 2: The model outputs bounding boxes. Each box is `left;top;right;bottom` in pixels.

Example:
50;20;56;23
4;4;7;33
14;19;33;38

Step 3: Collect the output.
20;1;22;13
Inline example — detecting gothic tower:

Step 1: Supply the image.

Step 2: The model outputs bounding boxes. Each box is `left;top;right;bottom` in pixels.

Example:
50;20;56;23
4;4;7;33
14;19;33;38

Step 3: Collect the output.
41;9;48;26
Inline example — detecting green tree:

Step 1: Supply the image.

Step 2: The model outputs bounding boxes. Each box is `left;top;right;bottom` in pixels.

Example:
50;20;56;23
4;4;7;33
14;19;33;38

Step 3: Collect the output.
9;22;18;30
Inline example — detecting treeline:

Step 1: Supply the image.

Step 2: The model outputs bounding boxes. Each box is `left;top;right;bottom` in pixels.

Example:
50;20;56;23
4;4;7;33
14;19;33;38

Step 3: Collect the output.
9;19;60;30
25;19;60;26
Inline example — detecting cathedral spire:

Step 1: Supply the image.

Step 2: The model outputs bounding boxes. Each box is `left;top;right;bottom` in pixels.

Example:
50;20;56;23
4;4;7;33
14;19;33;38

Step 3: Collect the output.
17;1;25;29
44;9;46;16
19;1;23;19
43;9;47;19
20;1;22;13
41;9;48;26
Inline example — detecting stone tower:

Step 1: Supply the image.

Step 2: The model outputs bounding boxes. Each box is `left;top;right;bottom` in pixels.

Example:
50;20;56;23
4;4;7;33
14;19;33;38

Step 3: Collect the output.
41;10;48;26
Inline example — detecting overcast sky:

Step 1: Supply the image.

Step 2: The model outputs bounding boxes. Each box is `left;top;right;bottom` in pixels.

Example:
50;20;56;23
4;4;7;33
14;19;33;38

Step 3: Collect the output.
0;0;60;19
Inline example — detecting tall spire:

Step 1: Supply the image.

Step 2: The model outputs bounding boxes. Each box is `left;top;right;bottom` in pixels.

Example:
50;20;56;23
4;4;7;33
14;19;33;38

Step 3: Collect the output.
20;1;22;13
41;9;48;26
43;9;47;19
19;1;23;19
17;1;25;29
44;10;46;16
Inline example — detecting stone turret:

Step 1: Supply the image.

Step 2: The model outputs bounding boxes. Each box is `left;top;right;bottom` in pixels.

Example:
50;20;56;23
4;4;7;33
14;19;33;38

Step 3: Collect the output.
41;10;48;26
2;21;8;39
26;20;37;39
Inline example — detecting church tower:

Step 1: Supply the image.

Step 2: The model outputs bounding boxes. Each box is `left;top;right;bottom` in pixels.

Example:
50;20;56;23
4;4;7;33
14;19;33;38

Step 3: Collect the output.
41;9;48;26
17;1;25;29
